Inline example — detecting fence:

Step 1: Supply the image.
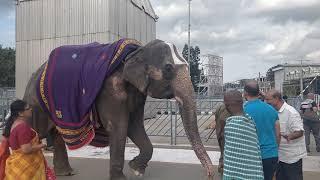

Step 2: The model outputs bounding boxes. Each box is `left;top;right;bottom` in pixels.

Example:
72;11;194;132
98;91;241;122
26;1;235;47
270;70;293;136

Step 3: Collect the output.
287;94;320;110
144;99;223;145
1;93;318;148
0;98;13;122
0;96;222;146
0;88;15;122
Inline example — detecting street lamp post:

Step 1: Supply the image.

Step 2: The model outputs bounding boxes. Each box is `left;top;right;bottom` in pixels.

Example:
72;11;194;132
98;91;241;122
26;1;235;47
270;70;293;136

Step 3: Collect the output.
300;59;303;96
188;0;191;74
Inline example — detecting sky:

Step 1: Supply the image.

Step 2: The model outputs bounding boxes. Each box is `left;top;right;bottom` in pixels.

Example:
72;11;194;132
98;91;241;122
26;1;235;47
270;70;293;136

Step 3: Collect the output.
1;0;320;82
149;0;320;82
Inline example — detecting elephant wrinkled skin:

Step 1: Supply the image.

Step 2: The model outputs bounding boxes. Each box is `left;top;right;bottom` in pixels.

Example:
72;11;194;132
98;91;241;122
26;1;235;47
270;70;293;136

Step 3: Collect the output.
23;39;214;180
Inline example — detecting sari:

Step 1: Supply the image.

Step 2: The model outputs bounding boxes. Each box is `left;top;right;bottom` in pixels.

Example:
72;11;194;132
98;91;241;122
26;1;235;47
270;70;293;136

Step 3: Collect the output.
0;127;55;180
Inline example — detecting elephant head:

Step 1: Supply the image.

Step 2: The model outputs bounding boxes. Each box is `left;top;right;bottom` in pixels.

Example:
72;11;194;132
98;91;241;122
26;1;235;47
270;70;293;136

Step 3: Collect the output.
123;39;214;177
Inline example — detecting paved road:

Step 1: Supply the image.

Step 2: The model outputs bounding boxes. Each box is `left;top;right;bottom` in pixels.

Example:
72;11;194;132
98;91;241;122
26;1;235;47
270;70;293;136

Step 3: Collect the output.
47;157;319;180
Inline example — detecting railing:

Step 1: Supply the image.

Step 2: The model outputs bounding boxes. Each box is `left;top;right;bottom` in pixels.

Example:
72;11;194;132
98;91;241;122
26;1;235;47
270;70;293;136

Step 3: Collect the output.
0;97;221;145
0;97;13;123
2;95;317;149
144;99;223;145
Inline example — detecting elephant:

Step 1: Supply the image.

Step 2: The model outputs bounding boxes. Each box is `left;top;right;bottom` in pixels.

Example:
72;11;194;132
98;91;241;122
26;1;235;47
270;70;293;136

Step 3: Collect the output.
22;39;214;180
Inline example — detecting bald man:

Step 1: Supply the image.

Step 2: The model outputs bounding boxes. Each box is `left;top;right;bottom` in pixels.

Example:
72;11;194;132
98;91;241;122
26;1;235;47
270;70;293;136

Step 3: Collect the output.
223;90;264;180
243;80;280;180
265;90;306;180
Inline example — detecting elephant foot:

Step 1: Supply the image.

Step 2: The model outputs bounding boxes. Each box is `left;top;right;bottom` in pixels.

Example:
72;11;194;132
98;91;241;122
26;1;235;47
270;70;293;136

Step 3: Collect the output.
55;168;76;176
128;159;147;177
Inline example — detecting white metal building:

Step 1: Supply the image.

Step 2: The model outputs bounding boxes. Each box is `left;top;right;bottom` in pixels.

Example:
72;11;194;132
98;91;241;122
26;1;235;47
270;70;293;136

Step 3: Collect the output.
198;54;223;97
15;0;157;98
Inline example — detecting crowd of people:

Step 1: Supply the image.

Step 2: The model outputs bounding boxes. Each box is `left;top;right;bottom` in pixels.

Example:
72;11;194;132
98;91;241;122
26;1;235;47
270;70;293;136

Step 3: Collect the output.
212;80;319;180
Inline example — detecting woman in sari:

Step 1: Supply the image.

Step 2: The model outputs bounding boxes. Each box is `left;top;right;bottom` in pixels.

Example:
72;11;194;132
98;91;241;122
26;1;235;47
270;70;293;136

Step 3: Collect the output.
0;99;55;180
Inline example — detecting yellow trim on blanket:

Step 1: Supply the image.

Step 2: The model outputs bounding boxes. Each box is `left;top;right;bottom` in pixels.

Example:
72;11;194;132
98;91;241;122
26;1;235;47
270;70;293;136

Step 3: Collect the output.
110;39;142;65
39;63;50;111
55;124;89;136
58;125;94;144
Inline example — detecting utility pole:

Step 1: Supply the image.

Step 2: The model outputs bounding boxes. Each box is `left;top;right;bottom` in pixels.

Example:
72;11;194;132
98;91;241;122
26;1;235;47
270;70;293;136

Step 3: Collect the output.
300;59;303;95
298;59;311;97
188;0;191;74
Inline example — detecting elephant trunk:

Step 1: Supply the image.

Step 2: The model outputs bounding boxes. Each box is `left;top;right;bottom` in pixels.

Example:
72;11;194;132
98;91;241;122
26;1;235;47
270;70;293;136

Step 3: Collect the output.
173;66;213;176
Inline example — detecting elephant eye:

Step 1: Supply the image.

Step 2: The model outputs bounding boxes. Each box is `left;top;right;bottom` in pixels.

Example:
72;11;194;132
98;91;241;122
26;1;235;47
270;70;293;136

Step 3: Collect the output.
164;64;174;72
163;64;174;80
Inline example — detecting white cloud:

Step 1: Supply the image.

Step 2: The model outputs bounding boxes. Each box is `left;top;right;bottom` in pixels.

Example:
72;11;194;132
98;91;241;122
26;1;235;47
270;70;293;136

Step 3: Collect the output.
209;29;238;40
154;3;186;19
259;43;275;54
150;0;320;82
306;50;320;60
249;0;319;11
7;10;15;20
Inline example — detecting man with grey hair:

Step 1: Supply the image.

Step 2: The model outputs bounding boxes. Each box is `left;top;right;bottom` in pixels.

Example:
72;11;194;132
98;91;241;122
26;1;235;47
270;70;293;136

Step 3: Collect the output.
266;89;307;180
300;93;320;152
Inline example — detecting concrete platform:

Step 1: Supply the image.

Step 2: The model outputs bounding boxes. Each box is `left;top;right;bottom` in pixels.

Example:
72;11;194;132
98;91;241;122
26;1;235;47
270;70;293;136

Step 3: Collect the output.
46;157;320;180
44;146;320;180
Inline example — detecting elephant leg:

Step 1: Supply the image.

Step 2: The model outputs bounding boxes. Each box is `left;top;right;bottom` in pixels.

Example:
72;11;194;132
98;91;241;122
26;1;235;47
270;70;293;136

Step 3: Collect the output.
127;118;153;177
53;131;75;176
109;117;128;180
96;93;129;179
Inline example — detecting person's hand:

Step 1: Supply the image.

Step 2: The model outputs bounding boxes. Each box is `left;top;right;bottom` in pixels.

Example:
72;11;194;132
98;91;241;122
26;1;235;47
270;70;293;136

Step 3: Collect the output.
281;134;291;142
39;143;47;149
205;121;216;130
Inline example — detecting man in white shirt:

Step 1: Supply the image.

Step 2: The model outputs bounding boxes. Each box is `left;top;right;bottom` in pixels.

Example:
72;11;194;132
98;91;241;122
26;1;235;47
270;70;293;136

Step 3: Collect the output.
265;90;307;180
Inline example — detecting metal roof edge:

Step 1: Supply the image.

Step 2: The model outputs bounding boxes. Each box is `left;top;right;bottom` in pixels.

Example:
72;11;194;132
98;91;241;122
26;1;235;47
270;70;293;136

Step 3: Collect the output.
131;0;158;21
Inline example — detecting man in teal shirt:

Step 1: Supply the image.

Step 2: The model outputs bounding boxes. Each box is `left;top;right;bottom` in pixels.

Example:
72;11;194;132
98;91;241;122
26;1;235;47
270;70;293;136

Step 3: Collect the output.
244;81;281;180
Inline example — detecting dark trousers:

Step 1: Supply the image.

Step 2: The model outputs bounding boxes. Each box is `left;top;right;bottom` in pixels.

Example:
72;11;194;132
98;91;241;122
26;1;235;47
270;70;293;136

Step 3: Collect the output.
304;121;320;149
276;159;303;180
262;157;278;180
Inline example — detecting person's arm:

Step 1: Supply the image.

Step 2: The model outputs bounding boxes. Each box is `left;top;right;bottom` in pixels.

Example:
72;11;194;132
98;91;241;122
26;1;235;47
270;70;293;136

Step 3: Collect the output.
20;143;46;154
274;120;281;146
283;112;304;142
282;131;303;142
16;123;46;154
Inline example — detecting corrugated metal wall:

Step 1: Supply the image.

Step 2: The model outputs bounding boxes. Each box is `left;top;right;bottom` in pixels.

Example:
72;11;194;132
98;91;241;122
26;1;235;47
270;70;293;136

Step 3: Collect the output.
16;0;157;98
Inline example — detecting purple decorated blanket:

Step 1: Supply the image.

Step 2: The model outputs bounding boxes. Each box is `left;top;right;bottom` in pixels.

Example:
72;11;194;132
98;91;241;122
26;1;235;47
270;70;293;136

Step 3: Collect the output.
37;39;141;150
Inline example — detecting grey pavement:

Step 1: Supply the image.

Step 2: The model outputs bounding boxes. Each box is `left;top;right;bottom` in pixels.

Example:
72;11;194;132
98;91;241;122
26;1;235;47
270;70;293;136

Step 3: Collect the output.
47;157;320;180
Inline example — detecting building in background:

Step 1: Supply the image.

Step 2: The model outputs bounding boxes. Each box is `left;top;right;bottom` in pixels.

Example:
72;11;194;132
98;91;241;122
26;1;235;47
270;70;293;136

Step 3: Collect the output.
15;0;157;97
257;76;272;93
224;76;272;94
268;63;320;96
197;54;223;97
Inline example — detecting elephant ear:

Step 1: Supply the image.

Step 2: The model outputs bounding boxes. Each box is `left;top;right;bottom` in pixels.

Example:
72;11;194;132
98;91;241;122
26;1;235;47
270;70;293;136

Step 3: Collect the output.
123;47;149;93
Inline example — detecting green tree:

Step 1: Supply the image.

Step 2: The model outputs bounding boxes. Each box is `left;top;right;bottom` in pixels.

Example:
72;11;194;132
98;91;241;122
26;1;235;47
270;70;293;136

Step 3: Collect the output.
182;44;201;92
0;45;15;87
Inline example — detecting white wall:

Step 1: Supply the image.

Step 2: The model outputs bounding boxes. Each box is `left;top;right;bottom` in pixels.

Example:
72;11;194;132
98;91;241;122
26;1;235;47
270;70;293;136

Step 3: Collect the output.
16;0;157;98
274;70;285;92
